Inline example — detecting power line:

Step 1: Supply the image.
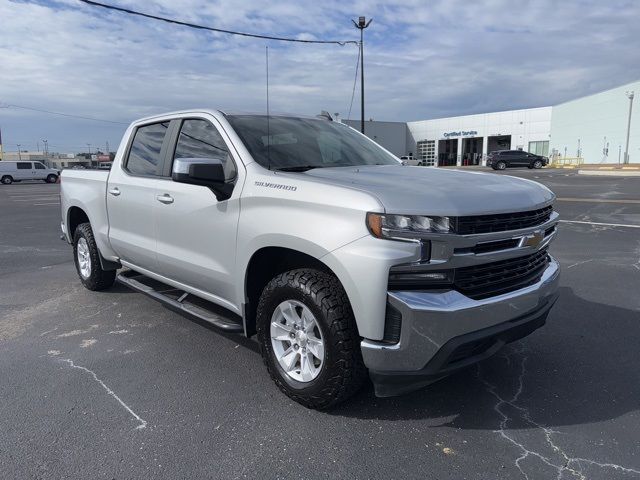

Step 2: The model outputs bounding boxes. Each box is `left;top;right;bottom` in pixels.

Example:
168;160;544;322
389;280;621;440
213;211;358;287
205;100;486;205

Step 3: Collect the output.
347;45;361;121
2;103;128;125
78;0;358;46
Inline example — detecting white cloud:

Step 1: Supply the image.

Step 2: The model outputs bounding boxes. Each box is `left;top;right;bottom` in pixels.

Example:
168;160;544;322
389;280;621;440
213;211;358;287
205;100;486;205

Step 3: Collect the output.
0;0;639;152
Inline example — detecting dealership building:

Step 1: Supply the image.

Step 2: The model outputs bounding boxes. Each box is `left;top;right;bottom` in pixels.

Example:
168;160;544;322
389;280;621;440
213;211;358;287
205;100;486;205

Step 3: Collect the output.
344;79;638;166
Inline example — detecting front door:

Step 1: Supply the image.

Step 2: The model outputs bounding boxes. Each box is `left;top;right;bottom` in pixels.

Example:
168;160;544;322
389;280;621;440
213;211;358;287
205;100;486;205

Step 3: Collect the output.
107;121;171;271
34;162;47;180
154;117;241;310
511;151;529;166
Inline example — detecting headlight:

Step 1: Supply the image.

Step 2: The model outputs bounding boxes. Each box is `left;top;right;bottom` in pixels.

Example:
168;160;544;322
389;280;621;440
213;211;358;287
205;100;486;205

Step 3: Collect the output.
366;212;451;240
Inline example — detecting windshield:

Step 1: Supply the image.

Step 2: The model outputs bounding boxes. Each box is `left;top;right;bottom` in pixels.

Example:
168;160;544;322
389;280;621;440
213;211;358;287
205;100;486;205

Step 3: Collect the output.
225;115;400;171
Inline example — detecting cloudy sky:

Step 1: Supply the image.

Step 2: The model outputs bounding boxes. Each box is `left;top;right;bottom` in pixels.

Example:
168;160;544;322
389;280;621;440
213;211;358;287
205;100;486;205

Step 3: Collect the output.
1;0;639;154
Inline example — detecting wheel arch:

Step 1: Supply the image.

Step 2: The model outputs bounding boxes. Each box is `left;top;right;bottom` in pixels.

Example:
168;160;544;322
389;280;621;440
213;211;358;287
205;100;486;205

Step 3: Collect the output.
66;205;120;271
242;246;350;338
67;205;90;239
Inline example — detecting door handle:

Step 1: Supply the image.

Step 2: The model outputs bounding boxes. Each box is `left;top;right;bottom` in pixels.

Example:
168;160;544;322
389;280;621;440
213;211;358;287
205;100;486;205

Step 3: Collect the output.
156;194;174;204
108;187;121;196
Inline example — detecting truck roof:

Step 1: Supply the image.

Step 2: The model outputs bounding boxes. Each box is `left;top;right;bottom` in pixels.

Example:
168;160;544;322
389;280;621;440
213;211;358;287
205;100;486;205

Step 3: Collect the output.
129;109;331;125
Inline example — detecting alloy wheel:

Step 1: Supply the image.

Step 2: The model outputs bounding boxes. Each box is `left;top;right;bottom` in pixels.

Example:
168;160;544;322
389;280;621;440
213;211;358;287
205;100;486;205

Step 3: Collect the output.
77;237;92;279
270;299;325;383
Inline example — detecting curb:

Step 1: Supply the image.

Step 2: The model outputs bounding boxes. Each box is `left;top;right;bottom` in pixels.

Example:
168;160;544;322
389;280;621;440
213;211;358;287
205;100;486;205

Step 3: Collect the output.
577;170;640;177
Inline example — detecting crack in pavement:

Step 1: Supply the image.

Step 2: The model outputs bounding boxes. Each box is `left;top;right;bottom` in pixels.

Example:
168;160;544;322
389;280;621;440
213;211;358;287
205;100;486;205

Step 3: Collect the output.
56;357;147;430
477;346;640;479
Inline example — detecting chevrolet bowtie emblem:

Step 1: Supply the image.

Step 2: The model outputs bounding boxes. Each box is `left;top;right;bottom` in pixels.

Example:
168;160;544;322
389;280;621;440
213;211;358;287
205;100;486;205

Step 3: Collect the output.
520;230;545;248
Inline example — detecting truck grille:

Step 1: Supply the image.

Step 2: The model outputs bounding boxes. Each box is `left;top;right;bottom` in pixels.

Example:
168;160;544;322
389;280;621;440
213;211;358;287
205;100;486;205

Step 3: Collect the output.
452;205;553;234
454;248;550;300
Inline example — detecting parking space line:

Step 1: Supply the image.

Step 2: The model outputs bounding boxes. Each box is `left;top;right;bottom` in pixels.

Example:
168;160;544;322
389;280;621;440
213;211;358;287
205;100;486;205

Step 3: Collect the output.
557;197;640;204
12;197;58;202
8;195;59;198
559;220;640;229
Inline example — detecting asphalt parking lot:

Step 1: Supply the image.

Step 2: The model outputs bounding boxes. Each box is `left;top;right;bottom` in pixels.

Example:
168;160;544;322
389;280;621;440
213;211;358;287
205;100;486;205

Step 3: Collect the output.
1;169;639;480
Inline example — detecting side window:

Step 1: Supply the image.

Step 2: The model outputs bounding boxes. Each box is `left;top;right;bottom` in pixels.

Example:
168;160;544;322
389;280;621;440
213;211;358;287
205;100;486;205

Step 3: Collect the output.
173;119;237;181
35;163;46;169
126;122;169;176
17;162;32;169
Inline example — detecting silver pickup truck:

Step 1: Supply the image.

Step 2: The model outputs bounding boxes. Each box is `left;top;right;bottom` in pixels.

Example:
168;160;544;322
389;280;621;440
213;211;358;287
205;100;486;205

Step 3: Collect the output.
60;110;560;409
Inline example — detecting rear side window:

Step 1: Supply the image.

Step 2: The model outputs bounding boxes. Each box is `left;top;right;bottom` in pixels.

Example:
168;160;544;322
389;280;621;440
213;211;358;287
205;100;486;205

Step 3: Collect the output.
17;162;32;169
173;119;237;180
126;122;169;176
35;163;46;169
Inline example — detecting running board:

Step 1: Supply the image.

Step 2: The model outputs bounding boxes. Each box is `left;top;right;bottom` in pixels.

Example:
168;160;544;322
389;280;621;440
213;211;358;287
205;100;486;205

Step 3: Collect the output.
116;271;243;333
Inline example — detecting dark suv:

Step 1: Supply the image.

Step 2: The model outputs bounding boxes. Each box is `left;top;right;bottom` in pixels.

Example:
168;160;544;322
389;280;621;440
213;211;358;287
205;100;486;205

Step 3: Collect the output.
487;150;548;170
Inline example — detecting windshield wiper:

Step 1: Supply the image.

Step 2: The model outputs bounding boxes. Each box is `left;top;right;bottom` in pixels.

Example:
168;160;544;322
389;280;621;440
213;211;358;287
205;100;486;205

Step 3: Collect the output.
274;165;324;172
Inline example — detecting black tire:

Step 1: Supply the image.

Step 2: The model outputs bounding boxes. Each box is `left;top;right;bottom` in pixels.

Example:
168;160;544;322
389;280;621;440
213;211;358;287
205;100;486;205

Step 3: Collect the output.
46;174;58;183
256;268;367;409
73;223;117;291
496;161;507;170
532;160;543;169
1;176;12;185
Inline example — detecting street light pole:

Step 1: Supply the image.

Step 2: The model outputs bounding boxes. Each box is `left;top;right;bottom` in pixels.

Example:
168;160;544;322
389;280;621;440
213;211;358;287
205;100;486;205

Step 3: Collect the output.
352;16;372;134
43;139;48;166
17;144;21;161
623;91;634;164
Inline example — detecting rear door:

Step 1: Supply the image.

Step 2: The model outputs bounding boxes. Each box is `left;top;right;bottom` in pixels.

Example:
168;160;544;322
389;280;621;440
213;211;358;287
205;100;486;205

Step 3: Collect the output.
106;121;173;271
153;116;241;308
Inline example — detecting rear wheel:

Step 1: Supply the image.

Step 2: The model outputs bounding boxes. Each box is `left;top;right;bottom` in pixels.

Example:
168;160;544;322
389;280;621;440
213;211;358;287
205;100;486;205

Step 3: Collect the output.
257;268;366;409
532;160;543;169
73;223;116;291
496;161;507;170
1;176;12;185
46;174;58;183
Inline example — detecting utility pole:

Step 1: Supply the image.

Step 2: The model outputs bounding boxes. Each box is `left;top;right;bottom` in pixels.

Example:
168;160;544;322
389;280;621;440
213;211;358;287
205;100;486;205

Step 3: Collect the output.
17;144;22;161
87;143;92;167
352;16;372;134
623;91;634;164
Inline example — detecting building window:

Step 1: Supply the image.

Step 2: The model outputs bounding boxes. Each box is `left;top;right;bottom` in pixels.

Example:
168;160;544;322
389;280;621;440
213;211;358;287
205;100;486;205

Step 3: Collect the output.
417;140;436;166
528;141;549;157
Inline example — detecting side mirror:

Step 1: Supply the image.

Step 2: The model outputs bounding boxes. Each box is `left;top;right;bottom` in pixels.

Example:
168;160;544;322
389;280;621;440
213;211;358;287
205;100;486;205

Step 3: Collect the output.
172;157;233;200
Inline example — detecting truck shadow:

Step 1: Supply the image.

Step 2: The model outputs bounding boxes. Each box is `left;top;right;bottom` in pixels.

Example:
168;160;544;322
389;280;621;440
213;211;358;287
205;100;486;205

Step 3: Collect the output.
330;287;640;431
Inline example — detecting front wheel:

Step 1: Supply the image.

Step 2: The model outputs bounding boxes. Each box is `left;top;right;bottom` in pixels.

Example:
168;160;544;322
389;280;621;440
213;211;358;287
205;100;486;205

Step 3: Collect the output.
496;161;507;170
532;160;543;169
257;269;367;409
1;176;12;185
46;174;58;183
73;223;116;291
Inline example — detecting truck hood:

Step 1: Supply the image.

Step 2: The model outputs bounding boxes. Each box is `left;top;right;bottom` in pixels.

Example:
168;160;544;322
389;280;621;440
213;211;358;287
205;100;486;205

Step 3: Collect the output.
301;165;554;216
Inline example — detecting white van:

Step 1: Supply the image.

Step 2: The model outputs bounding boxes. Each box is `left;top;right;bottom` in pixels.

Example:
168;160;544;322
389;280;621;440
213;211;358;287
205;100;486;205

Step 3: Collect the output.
0;161;60;184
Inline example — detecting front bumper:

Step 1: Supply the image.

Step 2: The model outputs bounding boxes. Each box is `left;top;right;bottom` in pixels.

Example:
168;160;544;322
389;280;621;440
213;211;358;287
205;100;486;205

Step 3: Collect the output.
361;255;560;397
